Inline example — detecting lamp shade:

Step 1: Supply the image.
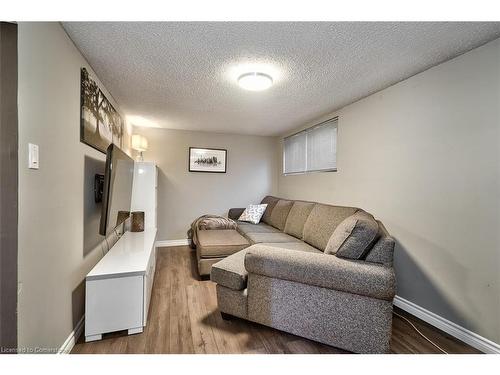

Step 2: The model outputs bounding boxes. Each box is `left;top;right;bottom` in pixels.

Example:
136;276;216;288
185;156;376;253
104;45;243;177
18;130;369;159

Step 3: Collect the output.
132;134;148;152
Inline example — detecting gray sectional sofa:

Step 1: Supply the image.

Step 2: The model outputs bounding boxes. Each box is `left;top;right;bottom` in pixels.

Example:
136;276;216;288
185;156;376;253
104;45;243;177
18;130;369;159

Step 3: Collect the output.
200;196;396;353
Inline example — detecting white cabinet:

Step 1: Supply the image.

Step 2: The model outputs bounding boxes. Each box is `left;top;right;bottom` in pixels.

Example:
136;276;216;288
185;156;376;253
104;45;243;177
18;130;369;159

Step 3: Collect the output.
84;162;158;342
143;240;156;325
131;162;157;230
85;275;144;340
85;229;157;342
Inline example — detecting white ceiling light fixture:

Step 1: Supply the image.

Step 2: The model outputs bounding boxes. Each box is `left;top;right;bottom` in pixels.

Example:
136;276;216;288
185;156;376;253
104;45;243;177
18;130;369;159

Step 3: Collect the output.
238;72;273;91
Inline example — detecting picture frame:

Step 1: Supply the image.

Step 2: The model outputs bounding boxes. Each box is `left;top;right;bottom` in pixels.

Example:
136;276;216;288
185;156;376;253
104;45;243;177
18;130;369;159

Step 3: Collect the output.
80;67;123;154
189;147;227;173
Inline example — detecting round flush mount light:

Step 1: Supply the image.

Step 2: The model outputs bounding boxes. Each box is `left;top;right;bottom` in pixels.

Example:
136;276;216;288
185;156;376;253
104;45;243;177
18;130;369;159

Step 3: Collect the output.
238;72;273;91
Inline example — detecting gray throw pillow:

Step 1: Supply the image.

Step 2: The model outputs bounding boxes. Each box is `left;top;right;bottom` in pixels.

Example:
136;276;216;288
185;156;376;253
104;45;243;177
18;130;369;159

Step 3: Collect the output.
325;211;379;259
365;221;395;266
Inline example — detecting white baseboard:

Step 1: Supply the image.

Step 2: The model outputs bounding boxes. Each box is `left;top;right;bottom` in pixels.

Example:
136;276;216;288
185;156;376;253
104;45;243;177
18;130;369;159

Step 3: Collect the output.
58;315;85;354
394;295;500;354
155;239;191;247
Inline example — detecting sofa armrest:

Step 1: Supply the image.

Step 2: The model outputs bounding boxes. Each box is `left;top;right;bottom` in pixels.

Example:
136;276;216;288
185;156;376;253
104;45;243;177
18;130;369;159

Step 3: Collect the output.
244;246;396;301
228;208;245;220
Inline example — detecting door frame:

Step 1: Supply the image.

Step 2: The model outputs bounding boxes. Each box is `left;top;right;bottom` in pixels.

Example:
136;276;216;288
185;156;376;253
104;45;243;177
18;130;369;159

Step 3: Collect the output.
0;21;18;352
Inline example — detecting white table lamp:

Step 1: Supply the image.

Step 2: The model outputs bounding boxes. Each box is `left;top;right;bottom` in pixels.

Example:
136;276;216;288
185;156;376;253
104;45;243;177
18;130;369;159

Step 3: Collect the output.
132;134;148;161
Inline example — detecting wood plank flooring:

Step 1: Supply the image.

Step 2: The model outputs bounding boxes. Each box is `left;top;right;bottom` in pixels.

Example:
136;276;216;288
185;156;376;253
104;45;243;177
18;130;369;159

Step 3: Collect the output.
72;246;481;354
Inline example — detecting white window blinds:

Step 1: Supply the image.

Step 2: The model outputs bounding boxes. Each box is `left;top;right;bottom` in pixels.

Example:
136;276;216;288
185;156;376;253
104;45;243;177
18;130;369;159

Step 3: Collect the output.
283;132;307;174
283;118;337;175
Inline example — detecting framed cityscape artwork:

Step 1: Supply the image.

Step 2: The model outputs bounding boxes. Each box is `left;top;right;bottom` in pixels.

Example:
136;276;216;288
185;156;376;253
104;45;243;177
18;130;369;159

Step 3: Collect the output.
189;147;227;173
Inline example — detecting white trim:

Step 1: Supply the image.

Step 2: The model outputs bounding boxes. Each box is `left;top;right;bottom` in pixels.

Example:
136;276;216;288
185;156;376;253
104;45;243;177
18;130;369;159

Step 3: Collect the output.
58;315;85;354
155;239;191;247
394;295;500;354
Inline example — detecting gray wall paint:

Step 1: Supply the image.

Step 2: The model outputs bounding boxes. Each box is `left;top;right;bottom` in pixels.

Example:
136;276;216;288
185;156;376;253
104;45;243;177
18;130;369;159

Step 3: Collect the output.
276;38;500;343
17;23;128;350
132;127;278;240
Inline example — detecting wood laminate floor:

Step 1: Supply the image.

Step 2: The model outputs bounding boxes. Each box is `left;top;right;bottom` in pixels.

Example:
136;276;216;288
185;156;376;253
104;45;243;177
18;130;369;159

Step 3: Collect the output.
72;246;481;354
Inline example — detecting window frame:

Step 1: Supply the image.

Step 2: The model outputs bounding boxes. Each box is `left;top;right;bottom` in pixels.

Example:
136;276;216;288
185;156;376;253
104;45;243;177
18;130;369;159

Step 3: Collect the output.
283;117;338;176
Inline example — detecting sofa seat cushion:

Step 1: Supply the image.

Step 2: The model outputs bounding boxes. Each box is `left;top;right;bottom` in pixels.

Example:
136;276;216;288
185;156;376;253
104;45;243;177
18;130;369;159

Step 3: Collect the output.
260;196;280;225
259;241;322;254
236;222;281;235
283;201;315;239
211;248;251;290
325;211;379;259
246;232;302;244
302;204;359;251
197;229;250;258
268;199;294;230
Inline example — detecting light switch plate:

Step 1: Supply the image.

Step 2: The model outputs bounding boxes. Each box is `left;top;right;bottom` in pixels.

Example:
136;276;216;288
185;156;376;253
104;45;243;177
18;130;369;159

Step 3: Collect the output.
28;143;39;169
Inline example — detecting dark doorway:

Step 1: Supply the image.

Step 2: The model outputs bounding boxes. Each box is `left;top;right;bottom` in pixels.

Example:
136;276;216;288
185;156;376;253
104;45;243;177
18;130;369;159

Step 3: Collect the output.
0;21;18;352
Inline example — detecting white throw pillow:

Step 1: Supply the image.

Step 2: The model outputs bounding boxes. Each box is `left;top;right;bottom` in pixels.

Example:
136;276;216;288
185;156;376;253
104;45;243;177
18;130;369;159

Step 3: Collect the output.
238;204;268;224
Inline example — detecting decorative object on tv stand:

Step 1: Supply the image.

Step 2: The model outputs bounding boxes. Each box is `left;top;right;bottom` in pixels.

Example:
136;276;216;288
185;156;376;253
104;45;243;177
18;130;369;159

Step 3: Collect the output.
116;211;130;227
80;68;124;154
131;211;145;232
132;134;149;161
189;147;227;173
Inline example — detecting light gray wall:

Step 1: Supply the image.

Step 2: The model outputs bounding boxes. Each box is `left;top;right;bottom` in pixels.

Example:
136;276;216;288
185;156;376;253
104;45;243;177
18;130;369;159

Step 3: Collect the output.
132;127;278;240
17;23;129;351
276;38;500;344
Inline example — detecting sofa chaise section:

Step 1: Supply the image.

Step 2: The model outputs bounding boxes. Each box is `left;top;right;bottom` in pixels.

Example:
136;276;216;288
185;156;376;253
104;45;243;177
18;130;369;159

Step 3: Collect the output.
212;244;395;353
210;195;397;353
196;229;249;276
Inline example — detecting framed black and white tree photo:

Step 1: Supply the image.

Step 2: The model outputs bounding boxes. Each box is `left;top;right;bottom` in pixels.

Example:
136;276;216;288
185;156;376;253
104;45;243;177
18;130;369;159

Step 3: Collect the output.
80;67;123;153
189;147;227;173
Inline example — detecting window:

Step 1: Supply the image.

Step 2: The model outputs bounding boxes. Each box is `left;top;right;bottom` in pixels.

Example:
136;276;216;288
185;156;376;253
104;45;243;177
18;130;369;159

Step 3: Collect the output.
283;117;337;175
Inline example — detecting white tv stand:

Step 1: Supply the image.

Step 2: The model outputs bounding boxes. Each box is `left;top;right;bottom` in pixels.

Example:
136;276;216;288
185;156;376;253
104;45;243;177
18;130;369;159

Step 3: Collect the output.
85;162;157;342
85;229;157;341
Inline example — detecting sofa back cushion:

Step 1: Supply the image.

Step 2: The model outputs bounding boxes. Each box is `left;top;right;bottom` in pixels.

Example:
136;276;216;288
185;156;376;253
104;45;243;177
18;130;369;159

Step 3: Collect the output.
260;196;280;225
302;204;359;251
325;211;379;259
365;220;395;266
283;201;315;239
268;199;294;230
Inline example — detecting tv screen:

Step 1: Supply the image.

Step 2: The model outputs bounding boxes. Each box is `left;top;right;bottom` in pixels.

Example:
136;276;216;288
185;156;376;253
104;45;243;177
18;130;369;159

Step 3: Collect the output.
99;144;134;236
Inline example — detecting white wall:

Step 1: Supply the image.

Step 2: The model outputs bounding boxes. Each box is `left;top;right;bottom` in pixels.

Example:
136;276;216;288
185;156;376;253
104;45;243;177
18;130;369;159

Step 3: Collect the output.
277;38;500;344
17;23;130;351
132;127;278;240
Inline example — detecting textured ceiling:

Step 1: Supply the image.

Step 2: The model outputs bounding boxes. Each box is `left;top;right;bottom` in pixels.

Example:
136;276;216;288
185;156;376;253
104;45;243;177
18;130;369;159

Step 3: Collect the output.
62;22;500;136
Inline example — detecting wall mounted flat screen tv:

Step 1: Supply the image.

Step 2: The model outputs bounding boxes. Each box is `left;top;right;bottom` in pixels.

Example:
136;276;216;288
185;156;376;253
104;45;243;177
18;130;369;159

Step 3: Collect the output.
99;144;134;236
